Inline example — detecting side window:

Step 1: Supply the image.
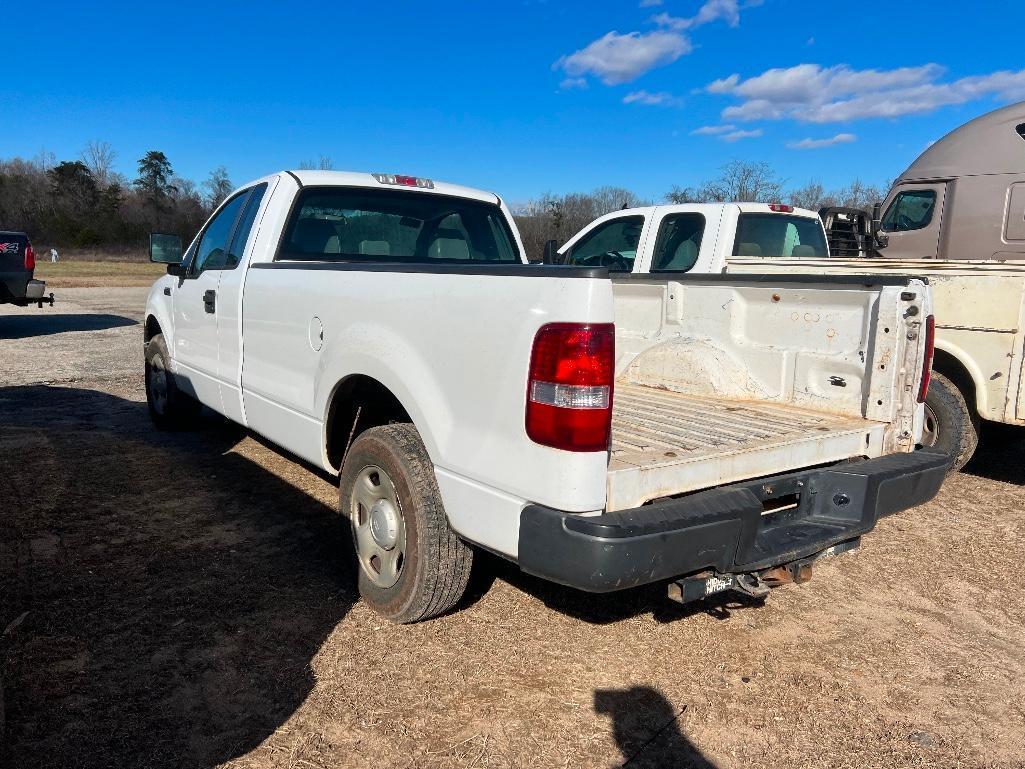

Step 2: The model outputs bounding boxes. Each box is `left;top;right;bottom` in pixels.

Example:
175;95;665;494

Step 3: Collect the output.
651;213;705;272
880;190;937;233
564;216;645;271
192;192;249;274
224;184;268;268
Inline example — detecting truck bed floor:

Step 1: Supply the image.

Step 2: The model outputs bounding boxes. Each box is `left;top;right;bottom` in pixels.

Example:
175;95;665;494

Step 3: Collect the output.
607;383;882;511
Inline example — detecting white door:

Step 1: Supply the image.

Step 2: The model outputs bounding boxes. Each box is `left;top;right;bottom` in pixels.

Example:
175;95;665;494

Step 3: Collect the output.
214;181;271;423
171;191;249;413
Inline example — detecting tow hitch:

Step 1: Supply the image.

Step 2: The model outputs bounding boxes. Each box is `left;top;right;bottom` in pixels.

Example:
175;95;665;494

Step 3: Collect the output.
667;538;861;606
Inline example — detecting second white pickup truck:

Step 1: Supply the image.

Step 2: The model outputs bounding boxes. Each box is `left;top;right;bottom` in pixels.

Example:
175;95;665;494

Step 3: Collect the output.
145;172;947;623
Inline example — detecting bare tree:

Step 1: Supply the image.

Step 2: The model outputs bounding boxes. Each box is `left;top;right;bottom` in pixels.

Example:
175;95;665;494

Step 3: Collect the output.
788;181;832;211
81;140;117;187
591;186;646;216
298;156;334;170
668;160;785;204
203;166;233;207
833;178;888;210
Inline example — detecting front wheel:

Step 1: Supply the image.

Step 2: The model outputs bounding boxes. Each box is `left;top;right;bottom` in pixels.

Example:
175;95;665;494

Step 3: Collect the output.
144;333;201;430
922;371;978;473
339;423;473;623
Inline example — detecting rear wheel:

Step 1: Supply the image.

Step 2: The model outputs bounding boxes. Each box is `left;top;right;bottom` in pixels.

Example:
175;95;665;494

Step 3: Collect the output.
339;423;473;623
922;371;978;473
145;333;201;429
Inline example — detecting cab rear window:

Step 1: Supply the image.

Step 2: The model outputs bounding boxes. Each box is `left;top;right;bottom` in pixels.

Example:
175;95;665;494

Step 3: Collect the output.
278;187;519;264
732;214;828;258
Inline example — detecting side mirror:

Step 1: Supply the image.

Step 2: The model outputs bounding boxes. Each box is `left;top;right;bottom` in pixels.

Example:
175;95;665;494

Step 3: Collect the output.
150;233;183;265
870;203;889;250
166;262;187;277
542;239;560;265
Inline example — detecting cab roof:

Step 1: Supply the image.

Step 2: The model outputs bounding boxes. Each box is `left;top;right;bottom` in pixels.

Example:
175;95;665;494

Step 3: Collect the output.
900;101;1025;181
283;170;502;205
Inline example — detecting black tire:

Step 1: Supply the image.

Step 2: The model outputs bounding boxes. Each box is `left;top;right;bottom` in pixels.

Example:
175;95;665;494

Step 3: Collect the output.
922;371;978;473
144;333;201;430
339;423;473;623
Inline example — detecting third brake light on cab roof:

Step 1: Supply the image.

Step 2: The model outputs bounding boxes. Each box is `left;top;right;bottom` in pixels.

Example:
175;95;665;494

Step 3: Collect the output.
372;173;435;189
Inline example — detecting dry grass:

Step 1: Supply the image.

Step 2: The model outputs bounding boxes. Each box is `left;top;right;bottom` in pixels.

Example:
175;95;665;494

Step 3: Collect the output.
34;259;165;288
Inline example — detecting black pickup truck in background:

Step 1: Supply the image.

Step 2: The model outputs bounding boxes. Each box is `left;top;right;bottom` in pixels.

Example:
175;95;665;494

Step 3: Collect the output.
0;231;52;307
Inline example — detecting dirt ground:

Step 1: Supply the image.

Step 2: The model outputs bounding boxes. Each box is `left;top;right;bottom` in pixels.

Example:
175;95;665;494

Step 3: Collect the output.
1;289;1024;769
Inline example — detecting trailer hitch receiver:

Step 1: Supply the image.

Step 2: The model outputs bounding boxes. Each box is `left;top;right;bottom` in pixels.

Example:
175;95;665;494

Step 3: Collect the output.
667;538;861;606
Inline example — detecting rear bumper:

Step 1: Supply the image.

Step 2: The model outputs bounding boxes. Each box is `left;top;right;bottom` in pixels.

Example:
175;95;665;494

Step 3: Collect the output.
0;278;51;307
0;274;46;304
518;448;949;593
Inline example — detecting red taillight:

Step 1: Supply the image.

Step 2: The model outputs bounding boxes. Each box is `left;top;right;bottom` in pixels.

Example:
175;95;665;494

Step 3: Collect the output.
918;314;935;403
526;323;615;452
768;203;794;213
24;244;35;271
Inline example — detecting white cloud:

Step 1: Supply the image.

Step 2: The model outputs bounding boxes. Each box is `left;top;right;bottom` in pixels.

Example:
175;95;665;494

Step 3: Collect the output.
555;30;690;85
787;133;857;149
556;0;756;86
691;123;737;135
707;63;1025;123
652;0;751;30
721;128;763;142
623;89;683;107
559;77;588;90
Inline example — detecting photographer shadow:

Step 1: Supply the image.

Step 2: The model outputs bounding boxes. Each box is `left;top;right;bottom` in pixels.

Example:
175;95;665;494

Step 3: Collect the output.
595;686;716;768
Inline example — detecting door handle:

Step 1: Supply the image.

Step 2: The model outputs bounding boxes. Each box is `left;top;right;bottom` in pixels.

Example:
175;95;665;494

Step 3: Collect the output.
203;289;216;314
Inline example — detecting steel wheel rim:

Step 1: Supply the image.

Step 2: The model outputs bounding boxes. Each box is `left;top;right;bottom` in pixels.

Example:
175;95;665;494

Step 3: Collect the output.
350;464;406;589
922;403;939;447
148;357;169;416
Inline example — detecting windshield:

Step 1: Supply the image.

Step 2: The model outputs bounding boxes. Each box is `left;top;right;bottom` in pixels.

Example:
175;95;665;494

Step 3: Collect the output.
280;187;520;263
733;214;828;258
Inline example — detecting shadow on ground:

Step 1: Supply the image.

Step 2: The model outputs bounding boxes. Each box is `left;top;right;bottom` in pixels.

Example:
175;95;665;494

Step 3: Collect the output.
0;385;353;769
963;422;1025;484
468;551;767;626
0;313;138;339
595;686;715;768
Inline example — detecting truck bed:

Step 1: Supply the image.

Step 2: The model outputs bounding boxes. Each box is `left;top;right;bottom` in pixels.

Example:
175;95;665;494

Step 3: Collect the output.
607;383;883;511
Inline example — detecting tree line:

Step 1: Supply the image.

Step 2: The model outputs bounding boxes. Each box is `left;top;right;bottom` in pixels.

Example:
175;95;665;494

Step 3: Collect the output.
0;146;887;258
0;143;234;251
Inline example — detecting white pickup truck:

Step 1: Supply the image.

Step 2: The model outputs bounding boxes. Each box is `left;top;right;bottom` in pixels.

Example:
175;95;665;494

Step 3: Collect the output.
144;172;947;623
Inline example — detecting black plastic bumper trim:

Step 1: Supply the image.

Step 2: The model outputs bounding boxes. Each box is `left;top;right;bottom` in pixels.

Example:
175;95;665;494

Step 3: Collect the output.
517;448;949;593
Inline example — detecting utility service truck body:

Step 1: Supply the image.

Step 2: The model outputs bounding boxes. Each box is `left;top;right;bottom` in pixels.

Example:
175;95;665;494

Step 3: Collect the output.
145;171;945;623
559;184;1025;471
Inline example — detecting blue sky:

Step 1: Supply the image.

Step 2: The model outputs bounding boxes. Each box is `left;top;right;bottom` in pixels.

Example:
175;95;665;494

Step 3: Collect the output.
3;0;1023;203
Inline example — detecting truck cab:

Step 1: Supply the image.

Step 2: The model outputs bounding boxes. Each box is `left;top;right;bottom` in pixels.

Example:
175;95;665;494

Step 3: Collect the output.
554;202;829;275
874;102;1025;262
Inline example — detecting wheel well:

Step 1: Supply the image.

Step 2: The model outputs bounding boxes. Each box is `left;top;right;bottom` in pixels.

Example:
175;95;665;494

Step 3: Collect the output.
325;375;411;470
932;349;978;415
144;315;162;343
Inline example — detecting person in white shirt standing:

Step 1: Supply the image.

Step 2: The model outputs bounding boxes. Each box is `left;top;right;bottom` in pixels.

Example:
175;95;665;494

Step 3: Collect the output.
50;248;59;262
